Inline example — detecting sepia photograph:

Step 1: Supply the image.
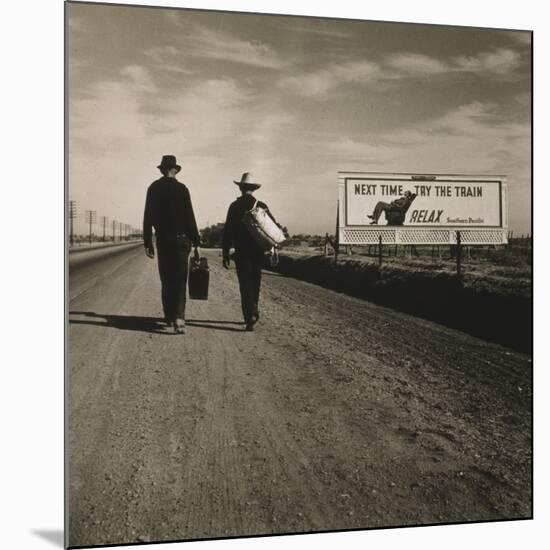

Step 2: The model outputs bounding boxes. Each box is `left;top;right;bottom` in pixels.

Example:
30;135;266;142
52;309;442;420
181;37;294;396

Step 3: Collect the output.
66;1;532;548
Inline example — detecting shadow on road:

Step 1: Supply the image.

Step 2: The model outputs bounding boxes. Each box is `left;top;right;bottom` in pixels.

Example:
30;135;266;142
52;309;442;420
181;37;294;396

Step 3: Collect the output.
261;270;285;277
186;318;243;326
69;312;247;334
186;320;245;333
69;311;167;334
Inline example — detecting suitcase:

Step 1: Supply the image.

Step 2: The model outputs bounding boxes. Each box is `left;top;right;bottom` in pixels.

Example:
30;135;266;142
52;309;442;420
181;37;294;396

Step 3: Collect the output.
188;257;209;300
242;201;286;251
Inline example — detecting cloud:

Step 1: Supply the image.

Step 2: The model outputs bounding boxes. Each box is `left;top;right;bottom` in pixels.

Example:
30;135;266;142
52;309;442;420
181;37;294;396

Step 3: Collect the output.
68;61;296;227
386;47;523;78
119;65;157;93
70;65;156;155
69;58;89;71
246;112;295;142
279;60;381;99
280;46;525;99
151;78;256;146
510;32;532;46
143;46;193;74
452;48;522;75
385;53;449;75
163;15;287;69
187;26;288;69
146;45;180;59
70;58;295;157
513;92;531;108
427;102;497;136
330;137;397;165
68;15;87;34
277;21;352;40
327;102;530;176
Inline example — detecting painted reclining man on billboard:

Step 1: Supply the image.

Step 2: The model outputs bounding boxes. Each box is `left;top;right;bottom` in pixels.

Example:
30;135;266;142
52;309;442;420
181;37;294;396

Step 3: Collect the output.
368;190;417;226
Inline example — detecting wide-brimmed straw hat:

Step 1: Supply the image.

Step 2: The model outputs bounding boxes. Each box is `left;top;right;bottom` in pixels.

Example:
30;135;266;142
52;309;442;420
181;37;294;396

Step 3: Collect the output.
233;172;261;190
157;155;181;173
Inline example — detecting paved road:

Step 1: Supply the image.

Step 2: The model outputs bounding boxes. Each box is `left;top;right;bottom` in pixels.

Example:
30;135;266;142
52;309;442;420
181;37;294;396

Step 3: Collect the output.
68;247;532;547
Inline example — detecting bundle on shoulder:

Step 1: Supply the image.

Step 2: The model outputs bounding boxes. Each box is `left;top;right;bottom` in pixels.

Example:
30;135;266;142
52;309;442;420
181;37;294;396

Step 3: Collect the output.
242;200;286;251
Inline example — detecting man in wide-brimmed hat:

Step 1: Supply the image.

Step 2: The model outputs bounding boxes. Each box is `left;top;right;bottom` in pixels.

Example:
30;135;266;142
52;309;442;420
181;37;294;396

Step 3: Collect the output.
143;155;201;333
222;172;281;331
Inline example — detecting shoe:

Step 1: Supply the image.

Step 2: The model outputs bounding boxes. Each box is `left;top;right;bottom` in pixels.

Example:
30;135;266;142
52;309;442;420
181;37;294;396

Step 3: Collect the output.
367;215;374;220
369;220;377;225
250;307;260;325
245;323;254;332
174;319;186;334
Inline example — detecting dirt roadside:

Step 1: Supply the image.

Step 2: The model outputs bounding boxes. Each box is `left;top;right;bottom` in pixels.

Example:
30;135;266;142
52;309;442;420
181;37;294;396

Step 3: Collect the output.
68;248;532;547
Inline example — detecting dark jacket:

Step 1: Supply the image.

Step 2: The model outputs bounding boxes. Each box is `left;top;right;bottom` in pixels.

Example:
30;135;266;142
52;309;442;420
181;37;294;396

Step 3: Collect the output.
222;194;278;260
143;176;200;249
390;193;416;209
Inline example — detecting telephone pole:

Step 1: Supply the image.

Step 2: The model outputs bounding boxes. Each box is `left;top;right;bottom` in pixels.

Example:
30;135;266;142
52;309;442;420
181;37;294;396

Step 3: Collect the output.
100;216;108;242
112;219;116;241
85;210;97;245
69;200;77;246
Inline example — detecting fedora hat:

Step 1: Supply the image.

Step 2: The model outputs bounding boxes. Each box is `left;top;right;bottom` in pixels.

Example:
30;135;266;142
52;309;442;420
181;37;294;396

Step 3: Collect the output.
234;172;261;190
157;155;181;173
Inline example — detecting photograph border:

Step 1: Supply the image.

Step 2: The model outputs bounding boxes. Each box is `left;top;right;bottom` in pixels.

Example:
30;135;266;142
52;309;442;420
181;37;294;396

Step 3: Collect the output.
64;1;535;549
64;1;534;549
2;1;543;549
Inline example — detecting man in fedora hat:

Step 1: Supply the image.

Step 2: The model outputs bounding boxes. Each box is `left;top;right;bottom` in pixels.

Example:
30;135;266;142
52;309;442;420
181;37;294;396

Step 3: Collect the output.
222;172;280;331
143;155;201;334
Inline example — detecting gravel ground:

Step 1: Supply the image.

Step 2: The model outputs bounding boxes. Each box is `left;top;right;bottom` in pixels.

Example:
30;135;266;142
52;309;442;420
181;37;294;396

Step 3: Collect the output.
67;247;532;547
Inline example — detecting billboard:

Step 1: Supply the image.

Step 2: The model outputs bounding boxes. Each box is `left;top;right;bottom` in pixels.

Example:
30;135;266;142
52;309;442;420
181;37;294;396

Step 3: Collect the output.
338;172;508;245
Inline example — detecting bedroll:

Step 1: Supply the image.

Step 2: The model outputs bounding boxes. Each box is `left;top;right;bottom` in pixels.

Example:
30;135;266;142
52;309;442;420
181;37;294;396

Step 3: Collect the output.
242;202;286;251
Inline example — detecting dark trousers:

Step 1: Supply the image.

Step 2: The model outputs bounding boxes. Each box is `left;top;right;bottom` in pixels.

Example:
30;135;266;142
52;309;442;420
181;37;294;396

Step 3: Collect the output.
234;252;263;324
156;236;191;321
371;201;391;222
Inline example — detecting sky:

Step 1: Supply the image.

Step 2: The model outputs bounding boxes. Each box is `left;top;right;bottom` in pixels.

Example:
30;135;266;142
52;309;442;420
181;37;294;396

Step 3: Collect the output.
67;1;532;236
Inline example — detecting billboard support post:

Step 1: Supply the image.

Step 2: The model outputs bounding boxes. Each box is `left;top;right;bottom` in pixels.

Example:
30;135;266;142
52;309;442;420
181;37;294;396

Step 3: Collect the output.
378;235;383;266
334;201;339;264
456;230;462;279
